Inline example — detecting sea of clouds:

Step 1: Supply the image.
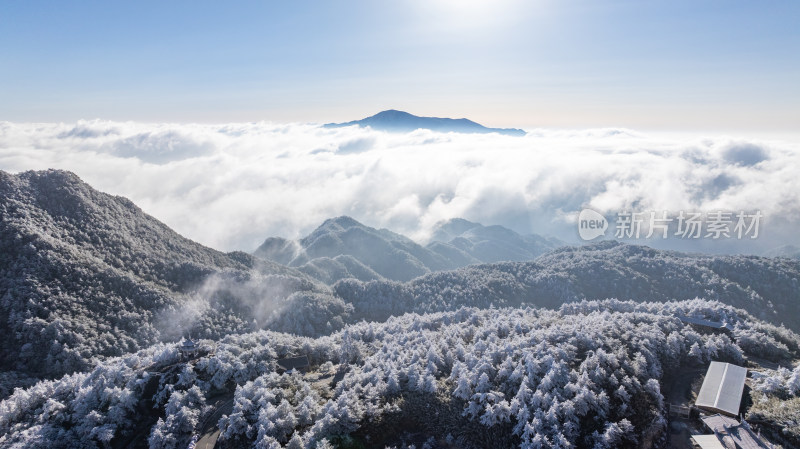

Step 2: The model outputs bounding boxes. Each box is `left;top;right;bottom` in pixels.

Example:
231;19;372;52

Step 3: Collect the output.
1;120;798;255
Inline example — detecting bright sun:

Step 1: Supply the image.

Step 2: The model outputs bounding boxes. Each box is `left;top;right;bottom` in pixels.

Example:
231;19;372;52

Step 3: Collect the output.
417;0;526;31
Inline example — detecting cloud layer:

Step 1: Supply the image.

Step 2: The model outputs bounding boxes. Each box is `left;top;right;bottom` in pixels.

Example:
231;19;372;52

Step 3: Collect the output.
1;120;798;254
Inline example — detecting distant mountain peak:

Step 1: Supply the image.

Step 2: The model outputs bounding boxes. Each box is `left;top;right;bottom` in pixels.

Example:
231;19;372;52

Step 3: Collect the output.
430;218;482;242
371;109;415;119
318;215;364;230
324;110;526;136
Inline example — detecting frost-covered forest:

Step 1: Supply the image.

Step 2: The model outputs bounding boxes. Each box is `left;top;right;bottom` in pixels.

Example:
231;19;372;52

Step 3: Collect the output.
333;242;800;330
0;170;325;392
750;361;800;441
2;169;800;448
2;298;797;449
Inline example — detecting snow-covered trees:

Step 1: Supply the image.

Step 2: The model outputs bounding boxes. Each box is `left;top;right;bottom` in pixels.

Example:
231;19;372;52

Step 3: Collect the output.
148;386;206;449
266;292;353;337
334;241;800;335
1;298;798;448
748;361;800;444
753;362;800;397
0;169;326;389
216;372;322;447
4;169;800;405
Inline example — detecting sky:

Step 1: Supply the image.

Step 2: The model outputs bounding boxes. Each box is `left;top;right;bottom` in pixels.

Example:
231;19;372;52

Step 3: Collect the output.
1;1;799;254
1;0;799;131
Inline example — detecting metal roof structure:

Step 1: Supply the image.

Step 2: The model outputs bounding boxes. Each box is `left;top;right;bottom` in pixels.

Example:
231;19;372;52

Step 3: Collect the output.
677;314;731;330
702;413;740;431
701;414;773;449
691;435;727;449
696;361;747;416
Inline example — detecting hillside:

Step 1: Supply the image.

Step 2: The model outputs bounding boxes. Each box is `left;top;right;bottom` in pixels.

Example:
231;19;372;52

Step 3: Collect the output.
334;241;800;331
1;299;796;448
0;170;326;386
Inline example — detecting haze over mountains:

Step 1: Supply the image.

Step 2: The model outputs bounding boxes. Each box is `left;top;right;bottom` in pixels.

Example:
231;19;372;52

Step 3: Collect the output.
324;110;527;136
253;216;563;283
764;244;800;260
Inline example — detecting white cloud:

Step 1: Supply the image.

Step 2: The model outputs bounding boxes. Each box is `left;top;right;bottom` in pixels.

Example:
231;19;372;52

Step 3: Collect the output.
1;120;799;253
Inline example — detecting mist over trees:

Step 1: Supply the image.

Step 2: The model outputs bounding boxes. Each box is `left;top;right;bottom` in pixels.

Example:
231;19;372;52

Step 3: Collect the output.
0;170;325;390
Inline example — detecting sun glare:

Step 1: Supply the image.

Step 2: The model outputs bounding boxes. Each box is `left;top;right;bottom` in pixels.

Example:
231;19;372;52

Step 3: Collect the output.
415;0;526;32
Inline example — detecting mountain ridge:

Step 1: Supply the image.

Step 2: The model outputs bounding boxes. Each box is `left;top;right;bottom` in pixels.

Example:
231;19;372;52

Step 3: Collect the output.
253;215;563;283
333;240;800;331
323;109;527;136
0;169;327;384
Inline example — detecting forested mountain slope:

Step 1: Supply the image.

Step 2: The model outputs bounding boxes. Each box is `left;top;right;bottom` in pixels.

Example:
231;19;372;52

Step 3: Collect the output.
428;218;563;263
254;216;467;283
254;217;563;284
0;170;325;385
1;299;796;448
334;241;800;330
2;171;799;448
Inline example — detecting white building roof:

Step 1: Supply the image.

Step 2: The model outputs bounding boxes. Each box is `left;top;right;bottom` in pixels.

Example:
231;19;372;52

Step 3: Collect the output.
696;361;747;417
701;414;740;432
677;314;730;330
691;435;726;449
701;414;772;449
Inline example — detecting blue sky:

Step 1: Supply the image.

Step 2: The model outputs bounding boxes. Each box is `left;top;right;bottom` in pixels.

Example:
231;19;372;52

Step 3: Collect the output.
1;0;798;130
